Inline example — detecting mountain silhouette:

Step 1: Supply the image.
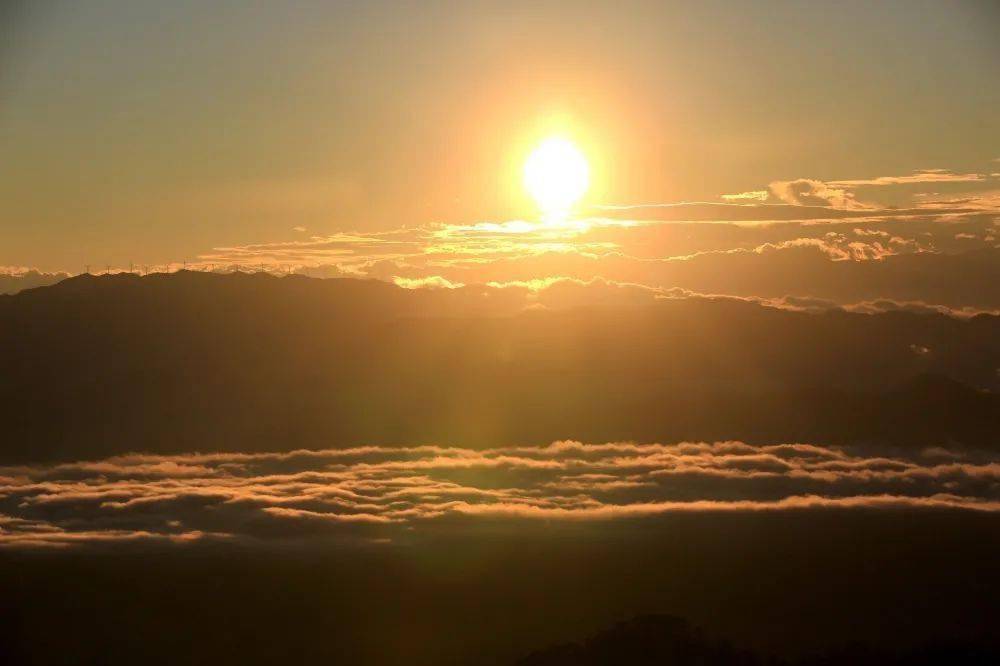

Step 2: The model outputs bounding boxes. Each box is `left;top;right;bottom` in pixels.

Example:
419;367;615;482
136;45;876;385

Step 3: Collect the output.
1;272;997;463
516;614;1000;666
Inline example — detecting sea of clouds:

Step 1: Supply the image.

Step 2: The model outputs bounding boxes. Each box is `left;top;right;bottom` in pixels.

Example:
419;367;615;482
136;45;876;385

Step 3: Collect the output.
2;441;998;548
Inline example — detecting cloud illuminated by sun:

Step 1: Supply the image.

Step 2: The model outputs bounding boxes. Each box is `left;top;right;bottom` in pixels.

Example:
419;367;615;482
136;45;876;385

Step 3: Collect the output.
523;137;590;220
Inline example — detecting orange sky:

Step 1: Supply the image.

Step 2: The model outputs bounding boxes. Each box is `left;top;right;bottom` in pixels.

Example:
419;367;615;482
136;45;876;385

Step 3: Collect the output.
1;1;998;272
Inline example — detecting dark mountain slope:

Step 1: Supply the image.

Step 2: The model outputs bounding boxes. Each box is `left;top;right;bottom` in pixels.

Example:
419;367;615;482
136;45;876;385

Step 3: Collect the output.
1;272;998;463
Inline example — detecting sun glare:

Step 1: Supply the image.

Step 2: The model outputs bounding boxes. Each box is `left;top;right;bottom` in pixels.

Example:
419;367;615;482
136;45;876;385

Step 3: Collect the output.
523;137;590;220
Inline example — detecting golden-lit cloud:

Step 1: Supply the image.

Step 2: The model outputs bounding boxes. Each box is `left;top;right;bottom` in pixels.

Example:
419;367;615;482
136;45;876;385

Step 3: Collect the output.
829;169;987;187
721;190;769;202
2;441;997;548
5;165;999;313
767;179;874;210
720;169;993;210
393;275;464;290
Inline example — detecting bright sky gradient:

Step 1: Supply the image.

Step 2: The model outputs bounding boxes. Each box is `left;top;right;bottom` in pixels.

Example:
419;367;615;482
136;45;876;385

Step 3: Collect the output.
1;0;998;272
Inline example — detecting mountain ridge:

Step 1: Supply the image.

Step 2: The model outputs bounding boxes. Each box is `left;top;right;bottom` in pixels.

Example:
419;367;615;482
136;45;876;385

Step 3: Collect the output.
2;272;997;463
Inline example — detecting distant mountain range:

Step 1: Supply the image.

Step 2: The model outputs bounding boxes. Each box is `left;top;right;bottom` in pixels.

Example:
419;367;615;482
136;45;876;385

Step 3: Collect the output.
2;272;997;463
0;269;68;295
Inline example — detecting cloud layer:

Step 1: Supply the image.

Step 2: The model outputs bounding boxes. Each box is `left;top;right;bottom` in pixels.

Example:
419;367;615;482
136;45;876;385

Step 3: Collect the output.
3;442;997;548
153;172;1000;310
6;166;999;316
0;268;68;295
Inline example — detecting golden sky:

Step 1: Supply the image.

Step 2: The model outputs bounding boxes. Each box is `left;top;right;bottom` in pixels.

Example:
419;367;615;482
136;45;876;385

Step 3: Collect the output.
1;1;998;272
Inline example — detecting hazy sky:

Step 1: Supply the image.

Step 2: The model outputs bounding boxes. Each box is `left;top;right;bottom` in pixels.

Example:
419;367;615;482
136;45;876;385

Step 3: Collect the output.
2;0;998;271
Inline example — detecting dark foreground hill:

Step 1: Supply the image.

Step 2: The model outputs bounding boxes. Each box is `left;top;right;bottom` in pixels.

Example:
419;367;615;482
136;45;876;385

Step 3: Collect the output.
1;271;998;463
517;614;1000;666
2;511;999;665
2;510;999;665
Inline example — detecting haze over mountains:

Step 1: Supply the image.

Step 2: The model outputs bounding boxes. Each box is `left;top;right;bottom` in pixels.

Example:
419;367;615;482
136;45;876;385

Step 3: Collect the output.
2;271;998;464
0;269;67;295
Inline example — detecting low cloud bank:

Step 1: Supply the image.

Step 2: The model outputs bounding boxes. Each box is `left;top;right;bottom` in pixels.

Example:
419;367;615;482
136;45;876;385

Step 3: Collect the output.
0;269;68;295
2;442;997;548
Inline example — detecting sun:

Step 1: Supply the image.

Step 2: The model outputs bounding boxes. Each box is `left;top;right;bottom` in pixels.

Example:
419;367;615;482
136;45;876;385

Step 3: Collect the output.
523;137;590;220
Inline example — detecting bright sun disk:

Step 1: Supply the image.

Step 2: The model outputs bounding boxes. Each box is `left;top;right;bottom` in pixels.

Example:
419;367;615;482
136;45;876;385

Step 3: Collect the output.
523;137;590;219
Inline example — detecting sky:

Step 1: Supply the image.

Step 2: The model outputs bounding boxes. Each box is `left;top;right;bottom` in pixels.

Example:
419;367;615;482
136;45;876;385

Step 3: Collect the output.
2;0;999;273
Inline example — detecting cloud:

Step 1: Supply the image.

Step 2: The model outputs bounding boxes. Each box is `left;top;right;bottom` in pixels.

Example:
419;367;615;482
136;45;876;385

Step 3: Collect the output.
767;179;874;209
179;176;995;280
1;442;997;548
185;205;991;284
0;268;70;295
392;275;464;289
721;190;769;202
912;189;1000;211
719;170;991;212
829;169;986;187
750;236;888;261
8;165;998;309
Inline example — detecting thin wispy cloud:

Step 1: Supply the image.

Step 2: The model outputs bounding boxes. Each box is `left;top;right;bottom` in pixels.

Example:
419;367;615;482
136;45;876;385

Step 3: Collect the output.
5;167;998;311
829;169;987;187
720;190;769;202
720;169;992;211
